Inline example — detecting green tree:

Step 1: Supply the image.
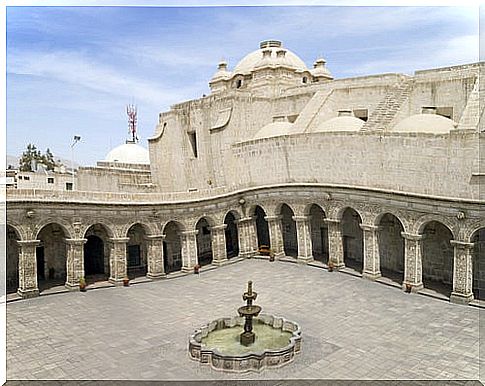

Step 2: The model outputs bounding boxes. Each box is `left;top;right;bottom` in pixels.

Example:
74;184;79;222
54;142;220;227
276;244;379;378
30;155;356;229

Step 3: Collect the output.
18;144;61;172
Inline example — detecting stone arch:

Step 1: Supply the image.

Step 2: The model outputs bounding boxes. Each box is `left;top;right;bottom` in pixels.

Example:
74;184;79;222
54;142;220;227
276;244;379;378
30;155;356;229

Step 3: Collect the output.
34;219;72;240
81;220;115;240
471;227;485;300
415;214;458;240
248;203;270;217
420;220;454;297
464;219;485;243
334;204;364;222
121;221;157;238
277;203;298;258
195;217;214;266
6;225;21;294
36;222;69;293
224;211;240;259
374;210;409;234
303;202;326;216
192;215;217;231
341;207;364;273
83;223;112;281
377;213;405;284
307;203;328;263
126;223;149;278
162;219;187;234
6;221;27;241
162;221;184;274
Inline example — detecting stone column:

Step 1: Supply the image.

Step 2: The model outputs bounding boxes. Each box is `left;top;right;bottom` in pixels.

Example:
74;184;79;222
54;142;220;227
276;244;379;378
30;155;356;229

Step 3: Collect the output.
401;232;424;292
324;218;344;269
17;240;40;298
450;240;474;304
293;216;313;263
181;230;198;272
65;238;87;290
265;215;285;258
146;234;165;279
360;224;381;280
108;237;129;285
210;224;228;266
237;217;257;258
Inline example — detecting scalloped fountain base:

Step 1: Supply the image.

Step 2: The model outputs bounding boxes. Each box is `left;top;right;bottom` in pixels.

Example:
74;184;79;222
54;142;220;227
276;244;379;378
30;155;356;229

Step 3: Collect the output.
188;314;301;372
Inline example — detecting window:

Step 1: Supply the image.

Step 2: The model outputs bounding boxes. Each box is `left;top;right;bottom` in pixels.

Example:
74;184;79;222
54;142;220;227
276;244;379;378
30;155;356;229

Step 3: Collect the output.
47;177;54;184
18;176;22;180
353;109;369;122
236;79;242;89
302;77;307;84
23;176;30;181
188;132;198;158
66;182;73;191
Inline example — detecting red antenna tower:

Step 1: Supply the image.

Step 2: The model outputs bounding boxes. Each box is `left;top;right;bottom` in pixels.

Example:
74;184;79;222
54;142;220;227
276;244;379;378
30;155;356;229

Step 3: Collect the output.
127;104;138;142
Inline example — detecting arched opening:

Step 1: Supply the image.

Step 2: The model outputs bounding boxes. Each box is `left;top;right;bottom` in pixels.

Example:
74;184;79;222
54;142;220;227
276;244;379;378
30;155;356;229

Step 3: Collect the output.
84;224;111;283
341;208;363;272
7;225;20;294
471;228;485;300
254;206;270;248
378;213;405;284
309;204;328;263
163;222;183;274
196;218;213;266
126;224;148;279
36;223;68;293
421;221;454;297
280;204;297;258
224;212;239;259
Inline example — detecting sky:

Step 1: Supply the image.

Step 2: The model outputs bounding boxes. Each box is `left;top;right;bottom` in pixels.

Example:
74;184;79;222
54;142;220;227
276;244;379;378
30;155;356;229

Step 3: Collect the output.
5;5;480;166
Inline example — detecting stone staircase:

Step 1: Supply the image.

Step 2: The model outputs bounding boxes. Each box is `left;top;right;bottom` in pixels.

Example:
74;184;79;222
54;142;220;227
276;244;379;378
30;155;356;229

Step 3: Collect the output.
361;78;414;131
291;89;334;133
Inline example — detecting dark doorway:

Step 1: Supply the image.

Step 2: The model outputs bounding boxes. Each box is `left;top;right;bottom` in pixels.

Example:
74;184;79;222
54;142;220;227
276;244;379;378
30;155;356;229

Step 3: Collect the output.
127;224;148;279
7;225;20;294
280;204;297;258
36;246;45;280
84;235;105;276
309;204;328;263
472;228;485;300
163;222;183;274
224;212;239;258
255;206;270;248
196;218;213;266
341;208;363;273
378;213;405;285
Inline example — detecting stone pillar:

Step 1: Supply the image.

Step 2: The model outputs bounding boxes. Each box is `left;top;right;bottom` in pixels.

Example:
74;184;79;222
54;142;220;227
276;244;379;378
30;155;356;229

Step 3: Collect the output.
146;234;165;279
360;224;381;280
108;237;129;285
450;240;474;304
401;232;424;292
237;217;257;258
324;218;344;269
65;238;87;290
181;230;198;272
17;240;40;298
210;224;228;266
265;215;285;258
293;216;313;263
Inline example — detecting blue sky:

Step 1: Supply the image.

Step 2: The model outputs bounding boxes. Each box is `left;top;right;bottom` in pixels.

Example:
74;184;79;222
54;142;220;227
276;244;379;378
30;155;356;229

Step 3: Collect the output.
6;5;479;166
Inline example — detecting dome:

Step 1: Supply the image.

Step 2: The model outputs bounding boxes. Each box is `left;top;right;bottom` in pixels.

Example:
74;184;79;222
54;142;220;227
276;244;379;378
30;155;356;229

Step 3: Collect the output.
105;142;150;164
392;114;456;134
253;121;294;140
233;40;308;75
314;116;365;132
210;60;232;83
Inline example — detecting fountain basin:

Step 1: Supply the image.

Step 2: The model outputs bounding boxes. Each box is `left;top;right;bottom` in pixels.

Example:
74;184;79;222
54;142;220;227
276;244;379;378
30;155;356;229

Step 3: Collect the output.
188;314;301;372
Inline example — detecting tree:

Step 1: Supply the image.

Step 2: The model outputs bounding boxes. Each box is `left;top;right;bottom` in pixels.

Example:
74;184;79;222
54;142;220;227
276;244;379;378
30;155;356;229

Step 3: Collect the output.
18;144;62;172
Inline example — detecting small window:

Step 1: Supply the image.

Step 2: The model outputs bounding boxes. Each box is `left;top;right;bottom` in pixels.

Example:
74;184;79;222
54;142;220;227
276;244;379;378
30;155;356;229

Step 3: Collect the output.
302;77;307;84
47;177;54;184
236;79;242;89
66;182;73;191
353;109;369;122
23;176;30;181
188;132;198;158
18;176;22;180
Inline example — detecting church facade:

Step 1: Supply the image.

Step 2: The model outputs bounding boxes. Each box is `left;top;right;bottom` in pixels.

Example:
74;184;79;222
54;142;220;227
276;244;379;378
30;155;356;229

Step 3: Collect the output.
6;40;485;305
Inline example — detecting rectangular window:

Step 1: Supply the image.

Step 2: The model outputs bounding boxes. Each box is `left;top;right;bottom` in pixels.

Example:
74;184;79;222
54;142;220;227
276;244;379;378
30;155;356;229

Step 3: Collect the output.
188;132;198;158
47;177;54;184
23;176;30;181
353;109;368;122
18;176;22;180
66;182;73;191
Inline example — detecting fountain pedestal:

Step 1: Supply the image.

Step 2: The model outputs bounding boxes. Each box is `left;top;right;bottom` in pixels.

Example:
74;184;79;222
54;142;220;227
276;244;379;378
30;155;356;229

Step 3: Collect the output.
237;281;261;346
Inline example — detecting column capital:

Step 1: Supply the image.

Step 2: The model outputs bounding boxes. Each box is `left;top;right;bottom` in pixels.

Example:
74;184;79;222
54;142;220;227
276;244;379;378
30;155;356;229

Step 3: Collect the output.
17;240;40;247
209;224;227;231
236;216;255;224
324;218;340;225
360;224;379;232
400;232;422;241
450;240;474;249
264;215;282;222
181;230;199;236
145;234;166;241
65;238;88;245
292;215;309;222
109;237;130;243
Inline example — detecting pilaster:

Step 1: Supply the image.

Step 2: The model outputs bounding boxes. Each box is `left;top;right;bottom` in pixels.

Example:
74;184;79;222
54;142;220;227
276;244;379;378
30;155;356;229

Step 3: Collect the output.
293;216;313;263
17;240;40;298
146;234;166;279
210;224;228;266
65;238;87;290
237;217;257;258
265;215;285;259
450;240;474;304
181;230;199;272
401;232;424;292
108;237;129;285
324;218;345;269
360;224;381;280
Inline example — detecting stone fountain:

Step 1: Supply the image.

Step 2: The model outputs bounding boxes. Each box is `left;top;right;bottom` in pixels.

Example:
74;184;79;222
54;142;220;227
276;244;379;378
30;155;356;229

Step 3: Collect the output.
189;281;301;372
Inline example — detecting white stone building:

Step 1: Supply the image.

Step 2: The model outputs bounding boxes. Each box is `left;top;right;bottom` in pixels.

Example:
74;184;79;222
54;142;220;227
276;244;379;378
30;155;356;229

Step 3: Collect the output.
6;40;485;305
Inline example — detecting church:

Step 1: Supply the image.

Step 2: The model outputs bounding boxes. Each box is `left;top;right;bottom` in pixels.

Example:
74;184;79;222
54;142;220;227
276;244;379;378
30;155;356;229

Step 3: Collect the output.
6;40;484;305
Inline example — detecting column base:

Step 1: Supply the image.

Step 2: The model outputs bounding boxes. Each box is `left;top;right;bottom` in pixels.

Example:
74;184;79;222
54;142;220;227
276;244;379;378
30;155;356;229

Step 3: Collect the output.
212;258;228;266
330;262;345;271
147;272;166;280
65;282;80;291
297;256;314;264
109;277;125;286
17;288;39;299
274;251;285;259
182;266;194;273
450;291;473;305
402;281;423;293
362;271;382;281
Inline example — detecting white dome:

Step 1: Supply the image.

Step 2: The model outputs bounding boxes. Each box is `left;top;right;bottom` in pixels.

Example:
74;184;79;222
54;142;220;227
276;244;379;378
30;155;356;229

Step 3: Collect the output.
314;116;365;132
233;40;307;75
105;142;150;164
393;114;456;134
253;122;294;140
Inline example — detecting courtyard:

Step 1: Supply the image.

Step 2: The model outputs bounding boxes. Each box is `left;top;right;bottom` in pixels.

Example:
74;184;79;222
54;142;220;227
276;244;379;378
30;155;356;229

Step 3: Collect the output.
6;258;482;381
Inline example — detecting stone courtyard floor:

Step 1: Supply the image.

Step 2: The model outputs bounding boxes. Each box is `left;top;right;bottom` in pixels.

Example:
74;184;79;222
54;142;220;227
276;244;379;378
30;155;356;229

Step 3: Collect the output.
6;258;483;382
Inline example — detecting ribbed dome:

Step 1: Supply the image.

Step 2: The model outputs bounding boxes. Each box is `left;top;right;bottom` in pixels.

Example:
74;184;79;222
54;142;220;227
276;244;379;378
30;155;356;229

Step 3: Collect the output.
393;114;456;133
253;121;294;140
233;40;307;75
105;142;150;164
314;116;365;132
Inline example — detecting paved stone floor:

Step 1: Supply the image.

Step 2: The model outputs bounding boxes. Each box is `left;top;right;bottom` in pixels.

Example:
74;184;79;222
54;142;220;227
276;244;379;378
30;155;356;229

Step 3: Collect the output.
6;259;483;381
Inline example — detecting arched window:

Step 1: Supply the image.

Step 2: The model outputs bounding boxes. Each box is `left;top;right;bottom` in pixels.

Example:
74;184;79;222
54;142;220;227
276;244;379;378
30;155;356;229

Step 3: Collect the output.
236;79;242;89
302;77;308;84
